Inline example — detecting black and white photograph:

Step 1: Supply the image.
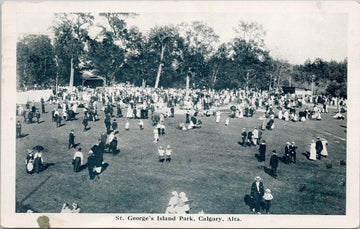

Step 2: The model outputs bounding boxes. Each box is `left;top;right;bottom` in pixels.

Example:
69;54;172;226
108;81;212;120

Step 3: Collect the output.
1;1;359;228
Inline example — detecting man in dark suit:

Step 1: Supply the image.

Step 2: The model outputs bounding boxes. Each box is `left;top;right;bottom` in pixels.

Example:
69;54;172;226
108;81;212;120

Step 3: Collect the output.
68;130;75;149
315;137;323;160
251;176;264;214
241;128;247;146
112;119;118;133
290;141;297;163
16;121;22;138
284;142;291;164
259;140;266;162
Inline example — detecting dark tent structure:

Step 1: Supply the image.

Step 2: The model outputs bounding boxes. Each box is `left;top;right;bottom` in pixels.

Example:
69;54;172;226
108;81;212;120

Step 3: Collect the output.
81;71;106;88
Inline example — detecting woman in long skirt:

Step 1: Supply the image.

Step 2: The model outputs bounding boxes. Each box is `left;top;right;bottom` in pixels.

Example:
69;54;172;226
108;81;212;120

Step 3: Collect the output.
321;138;328;157
309;140;317;160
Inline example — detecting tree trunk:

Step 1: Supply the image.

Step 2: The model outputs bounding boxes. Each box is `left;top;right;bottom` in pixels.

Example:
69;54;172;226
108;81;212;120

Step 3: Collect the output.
69;57;74;89
154;44;166;88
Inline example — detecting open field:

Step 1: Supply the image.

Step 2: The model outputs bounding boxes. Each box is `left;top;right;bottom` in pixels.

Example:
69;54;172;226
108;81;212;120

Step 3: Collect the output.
16;103;346;214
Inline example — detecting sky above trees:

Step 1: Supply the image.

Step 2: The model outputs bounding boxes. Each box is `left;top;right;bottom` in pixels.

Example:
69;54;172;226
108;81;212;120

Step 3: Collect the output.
17;11;347;65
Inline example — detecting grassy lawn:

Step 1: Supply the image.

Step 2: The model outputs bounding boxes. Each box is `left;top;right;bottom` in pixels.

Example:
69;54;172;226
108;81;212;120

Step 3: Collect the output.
15;103;346;214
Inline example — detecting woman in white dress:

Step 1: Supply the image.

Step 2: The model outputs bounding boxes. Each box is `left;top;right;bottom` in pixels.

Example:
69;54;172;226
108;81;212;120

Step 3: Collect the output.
309;140;317;160
278;109;283;120
321;139;328;157
126;105;133;118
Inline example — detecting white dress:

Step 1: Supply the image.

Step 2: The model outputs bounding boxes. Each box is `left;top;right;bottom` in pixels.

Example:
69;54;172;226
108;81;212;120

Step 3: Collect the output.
309;142;316;160
321;140;328;156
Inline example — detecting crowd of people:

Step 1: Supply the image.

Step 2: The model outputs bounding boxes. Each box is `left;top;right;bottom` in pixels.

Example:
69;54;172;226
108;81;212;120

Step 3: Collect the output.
17;83;346;214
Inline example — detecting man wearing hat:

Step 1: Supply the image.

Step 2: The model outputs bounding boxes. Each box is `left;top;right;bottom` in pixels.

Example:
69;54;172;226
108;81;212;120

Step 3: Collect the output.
284;142;291;164
290;141;297;164
251;176;264;214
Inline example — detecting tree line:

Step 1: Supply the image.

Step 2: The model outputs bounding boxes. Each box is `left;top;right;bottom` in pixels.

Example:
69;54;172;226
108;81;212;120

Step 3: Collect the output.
16;13;347;98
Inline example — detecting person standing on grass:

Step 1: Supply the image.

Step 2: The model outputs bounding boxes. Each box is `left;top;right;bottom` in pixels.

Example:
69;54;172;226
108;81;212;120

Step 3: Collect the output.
290;141;297;164
284;142;291;164
41;97;45;113
263;189;273;214
105;115;111;134
56;113;62;128
87;150;96;180
68;130;76;149
112;119;118;132
165;145;172;162
247;130;253;147
252;127;259;145
72;148;83;172
251;176;264;214
158;146;165;162
309;140;317;160
16;121;22;138
82;116;88;131
35;110;41;124
269;150;279;178
259;140;266;162
315;137;323;160
241;128;247;146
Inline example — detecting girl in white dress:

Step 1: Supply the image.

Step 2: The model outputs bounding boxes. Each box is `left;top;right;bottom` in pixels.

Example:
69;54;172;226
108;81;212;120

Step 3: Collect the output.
215;111;221;123
309;140;317;160
321;139;328;157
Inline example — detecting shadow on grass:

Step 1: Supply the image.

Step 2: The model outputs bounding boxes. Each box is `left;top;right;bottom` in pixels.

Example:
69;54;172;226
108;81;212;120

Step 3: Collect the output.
42;163;55;172
37;120;45;124
255;154;264;162
243;195;253;212
264;167;277;179
17;133;29;139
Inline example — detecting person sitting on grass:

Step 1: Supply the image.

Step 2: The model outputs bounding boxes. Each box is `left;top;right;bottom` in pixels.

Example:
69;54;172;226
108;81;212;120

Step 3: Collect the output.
60;203;72;213
178;192;190;214
71;203;80;213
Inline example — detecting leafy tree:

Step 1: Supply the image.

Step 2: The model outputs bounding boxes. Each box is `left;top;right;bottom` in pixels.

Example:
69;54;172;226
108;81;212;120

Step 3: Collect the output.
17;35;56;90
233;21;266;48
148;25;179;88
52;13;94;86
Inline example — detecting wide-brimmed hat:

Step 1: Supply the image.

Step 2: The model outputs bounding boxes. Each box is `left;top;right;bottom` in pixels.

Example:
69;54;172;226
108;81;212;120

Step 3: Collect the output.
255;176;261;181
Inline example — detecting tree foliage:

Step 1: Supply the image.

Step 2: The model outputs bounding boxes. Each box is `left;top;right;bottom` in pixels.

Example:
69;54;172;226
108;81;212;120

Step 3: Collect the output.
17;14;347;98
17;35;56;90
